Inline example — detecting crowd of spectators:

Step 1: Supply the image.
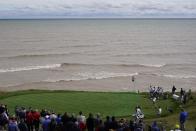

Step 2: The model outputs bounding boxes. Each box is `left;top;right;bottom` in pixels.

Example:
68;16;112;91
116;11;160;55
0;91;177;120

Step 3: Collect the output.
0;104;189;131
0;104;148;131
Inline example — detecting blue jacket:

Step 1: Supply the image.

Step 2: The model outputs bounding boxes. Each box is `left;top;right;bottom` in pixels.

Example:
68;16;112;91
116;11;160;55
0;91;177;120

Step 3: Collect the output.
151;122;160;131
180;111;188;123
42;118;51;131
8;122;19;131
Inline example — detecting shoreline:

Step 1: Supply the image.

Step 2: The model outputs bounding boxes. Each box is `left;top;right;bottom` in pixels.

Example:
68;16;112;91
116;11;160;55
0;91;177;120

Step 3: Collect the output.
0;75;195;92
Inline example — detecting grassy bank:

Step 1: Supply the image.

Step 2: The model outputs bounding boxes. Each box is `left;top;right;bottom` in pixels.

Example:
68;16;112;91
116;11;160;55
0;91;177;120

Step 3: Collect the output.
0;90;195;130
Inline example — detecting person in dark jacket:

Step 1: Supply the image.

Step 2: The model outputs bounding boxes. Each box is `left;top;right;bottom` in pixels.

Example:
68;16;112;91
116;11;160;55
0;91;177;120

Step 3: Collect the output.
18;119;28;131
172;85;176;94
151;121;160;131
96;120;105;131
86;113;95;131
129;120;135;131
61;112;70;126
110;116;118;130
104;116;111;131
49;118;57;131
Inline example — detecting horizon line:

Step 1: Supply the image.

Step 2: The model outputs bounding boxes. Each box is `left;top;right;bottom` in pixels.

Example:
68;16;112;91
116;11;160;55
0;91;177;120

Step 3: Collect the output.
0;17;196;20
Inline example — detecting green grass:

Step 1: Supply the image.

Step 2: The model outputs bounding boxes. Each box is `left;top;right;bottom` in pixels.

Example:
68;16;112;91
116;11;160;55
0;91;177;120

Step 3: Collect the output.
1;91;140;117
145;93;196;130
0;90;195;130
0;90;175;118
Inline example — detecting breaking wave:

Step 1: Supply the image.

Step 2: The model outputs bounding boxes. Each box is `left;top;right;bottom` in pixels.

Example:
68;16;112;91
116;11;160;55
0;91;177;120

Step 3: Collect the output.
0;53;81;59
0;64;61;73
0;62;166;73
114;52;196;57
148;73;196;79
43;72;139;82
162;74;196;79
60;63;166;68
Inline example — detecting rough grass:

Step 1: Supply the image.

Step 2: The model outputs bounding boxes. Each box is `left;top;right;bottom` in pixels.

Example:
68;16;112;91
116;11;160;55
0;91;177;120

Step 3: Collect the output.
145;93;196;131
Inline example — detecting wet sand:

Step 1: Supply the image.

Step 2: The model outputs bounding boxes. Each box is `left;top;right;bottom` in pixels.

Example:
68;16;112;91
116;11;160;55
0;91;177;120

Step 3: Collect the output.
0;74;195;92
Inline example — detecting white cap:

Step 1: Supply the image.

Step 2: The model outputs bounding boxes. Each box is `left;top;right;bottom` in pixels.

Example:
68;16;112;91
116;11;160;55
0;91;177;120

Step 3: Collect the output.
45;115;50;119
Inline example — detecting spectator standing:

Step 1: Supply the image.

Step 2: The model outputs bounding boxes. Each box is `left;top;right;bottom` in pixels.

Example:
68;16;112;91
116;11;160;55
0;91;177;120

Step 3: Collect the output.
56;114;62;125
180;88;184;97
77;111;86;124
179;109;188;131
95;113;101;129
18;107;26;120
151;121;160;131
61;112;71;126
134;106;144;123
96;120;104;131
172;85;176;94
4;105;9;117
110;116;118;130
0;106;9;130
32;109;40;131
104;116;111;131
129;120;135;131
135;120;145;131
157;106;162;117
49;118;57;131
50;112;57;119
18;119;28;131
42;115;51;131
77;111;86;131
8;116;19;131
86;113;95;131
70;113;77;123
26;110;33;131
183;94;187;104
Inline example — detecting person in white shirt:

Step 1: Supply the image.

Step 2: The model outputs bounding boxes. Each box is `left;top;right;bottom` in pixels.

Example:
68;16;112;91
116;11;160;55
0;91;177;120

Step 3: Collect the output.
77;111;86;124
157;106;162;116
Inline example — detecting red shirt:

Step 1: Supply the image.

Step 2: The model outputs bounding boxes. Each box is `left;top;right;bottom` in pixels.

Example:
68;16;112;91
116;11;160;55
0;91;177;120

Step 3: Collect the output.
26;112;33;124
32;111;40;121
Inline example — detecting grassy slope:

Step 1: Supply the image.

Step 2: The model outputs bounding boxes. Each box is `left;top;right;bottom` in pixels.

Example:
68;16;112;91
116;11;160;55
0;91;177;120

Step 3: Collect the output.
145;93;196;130
0;90;195;130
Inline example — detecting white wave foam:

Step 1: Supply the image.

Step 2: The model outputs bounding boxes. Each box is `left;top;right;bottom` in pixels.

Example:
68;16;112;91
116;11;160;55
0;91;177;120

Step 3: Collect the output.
77;72;138;80
0;64;61;73
43;78;87;82
142;73;196;79
43;72;139;82
139;64;165;68
60;63;166;68
163;74;196;79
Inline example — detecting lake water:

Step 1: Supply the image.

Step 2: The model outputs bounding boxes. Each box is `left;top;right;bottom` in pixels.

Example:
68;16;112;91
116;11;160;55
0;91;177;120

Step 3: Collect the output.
0;19;196;91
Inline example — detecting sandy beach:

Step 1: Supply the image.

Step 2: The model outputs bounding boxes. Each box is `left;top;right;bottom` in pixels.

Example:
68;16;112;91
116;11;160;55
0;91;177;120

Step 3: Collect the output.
1;74;195;92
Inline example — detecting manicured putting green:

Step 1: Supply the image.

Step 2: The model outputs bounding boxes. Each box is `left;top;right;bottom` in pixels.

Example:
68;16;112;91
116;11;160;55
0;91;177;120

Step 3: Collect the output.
0;91;175;118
